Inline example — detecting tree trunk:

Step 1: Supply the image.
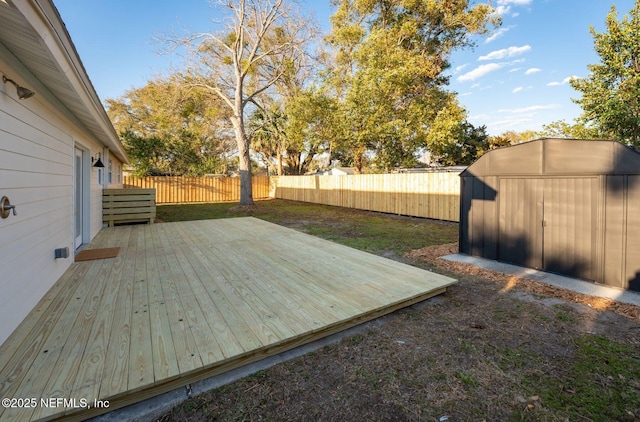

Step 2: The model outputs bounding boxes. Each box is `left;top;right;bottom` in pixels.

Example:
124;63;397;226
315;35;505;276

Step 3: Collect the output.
353;148;364;174
277;150;284;176
238;146;254;205
232;116;254;206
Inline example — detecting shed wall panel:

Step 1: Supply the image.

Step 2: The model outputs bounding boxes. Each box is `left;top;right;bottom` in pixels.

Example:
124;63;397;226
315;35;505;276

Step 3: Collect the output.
481;176;498;260
603;176;626;289
487;141;542;176
498;178;543;269
543;140;615;175
460;176;499;258
625;176;640;291
543;178;596;280
459;177;473;254
470;178;485;257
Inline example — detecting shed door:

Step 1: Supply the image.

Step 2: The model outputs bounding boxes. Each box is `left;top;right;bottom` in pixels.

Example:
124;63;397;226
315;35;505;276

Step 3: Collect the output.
498;177;596;280
498;178;544;269
542;178;597;281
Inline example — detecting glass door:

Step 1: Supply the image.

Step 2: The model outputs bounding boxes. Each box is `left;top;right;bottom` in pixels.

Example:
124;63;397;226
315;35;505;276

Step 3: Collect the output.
74;147;84;250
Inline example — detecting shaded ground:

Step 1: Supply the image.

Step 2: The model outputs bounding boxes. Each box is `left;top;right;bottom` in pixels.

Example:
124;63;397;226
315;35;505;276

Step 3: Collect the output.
157;200;640;421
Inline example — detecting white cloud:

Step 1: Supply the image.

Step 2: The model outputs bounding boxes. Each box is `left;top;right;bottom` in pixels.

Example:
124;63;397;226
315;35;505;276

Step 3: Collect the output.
509;67;523;73
457;63;503;82
454;64;468;73
512;86;523;93
495;0;532;16
486;26;512;43
470;113;491;120
487;117;535;134
495;5;511;15
490;117;534;126
479;45;531;61
547;76;578;86
499;104;560;114
525;68;541;75
499;0;533;5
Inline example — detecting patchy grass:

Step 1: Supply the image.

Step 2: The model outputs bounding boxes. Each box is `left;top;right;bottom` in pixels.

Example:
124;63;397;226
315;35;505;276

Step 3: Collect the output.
156;202;242;221
534;335;640;421
156;199;640;422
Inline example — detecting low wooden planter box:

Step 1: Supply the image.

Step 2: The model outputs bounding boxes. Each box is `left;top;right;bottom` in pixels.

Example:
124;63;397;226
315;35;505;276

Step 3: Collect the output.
103;188;156;227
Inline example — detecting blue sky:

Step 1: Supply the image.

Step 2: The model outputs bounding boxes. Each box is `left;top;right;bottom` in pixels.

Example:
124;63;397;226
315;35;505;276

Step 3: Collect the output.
55;0;636;136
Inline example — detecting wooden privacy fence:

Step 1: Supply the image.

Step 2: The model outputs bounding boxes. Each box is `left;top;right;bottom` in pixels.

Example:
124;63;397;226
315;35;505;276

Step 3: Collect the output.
123;176;271;204
273;173;461;222
121;173;461;221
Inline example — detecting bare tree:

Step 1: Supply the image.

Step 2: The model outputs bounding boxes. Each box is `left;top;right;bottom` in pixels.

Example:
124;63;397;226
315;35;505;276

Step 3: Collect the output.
172;0;314;205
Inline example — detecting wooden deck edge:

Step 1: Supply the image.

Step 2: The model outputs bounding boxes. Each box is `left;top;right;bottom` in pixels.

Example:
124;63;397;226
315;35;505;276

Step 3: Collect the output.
54;285;453;422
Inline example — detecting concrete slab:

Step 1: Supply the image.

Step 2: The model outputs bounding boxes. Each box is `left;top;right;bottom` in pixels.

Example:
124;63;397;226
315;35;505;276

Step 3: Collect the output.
442;253;640;307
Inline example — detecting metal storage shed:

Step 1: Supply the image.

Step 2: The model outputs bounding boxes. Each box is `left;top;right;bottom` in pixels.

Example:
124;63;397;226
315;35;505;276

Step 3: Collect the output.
459;138;640;292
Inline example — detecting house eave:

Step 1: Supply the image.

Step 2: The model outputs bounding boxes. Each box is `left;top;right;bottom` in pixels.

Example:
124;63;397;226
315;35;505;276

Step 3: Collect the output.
0;0;129;164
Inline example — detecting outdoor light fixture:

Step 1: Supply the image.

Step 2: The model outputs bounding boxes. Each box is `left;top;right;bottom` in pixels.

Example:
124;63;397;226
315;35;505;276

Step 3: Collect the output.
2;75;35;100
92;153;105;168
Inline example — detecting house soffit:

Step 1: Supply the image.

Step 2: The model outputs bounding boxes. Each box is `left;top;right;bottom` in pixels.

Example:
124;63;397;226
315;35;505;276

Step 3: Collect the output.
0;0;128;163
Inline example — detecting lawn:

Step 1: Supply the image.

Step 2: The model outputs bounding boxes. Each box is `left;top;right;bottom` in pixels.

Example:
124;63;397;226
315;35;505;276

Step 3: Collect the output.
157;199;640;421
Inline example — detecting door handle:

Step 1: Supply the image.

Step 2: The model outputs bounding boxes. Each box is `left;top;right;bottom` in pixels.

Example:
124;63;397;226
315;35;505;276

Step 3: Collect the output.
1;196;17;218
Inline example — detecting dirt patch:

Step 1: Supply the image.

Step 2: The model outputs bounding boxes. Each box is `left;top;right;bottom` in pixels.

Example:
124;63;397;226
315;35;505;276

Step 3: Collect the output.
407;242;640;321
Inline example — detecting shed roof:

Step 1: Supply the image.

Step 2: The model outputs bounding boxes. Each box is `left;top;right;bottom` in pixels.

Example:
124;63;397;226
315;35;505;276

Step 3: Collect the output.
461;138;640;177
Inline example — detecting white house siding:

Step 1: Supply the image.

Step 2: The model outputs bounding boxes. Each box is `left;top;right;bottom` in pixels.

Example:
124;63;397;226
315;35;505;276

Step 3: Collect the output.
0;60;121;346
107;151;124;189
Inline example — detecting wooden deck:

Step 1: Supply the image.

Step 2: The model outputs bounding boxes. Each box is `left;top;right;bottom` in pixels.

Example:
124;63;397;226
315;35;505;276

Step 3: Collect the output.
0;217;456;421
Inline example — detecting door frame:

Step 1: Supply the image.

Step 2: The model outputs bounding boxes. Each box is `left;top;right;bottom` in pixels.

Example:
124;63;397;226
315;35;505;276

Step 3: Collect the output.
73;146;90;251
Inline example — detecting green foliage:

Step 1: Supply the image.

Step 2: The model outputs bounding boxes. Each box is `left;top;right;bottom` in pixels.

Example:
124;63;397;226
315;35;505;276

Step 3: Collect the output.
250;89;338;175
325;0;500;172
120;131;165;177
538;119;606;139
250;104;287;175
282;90;337;174
571;1;640;147
106;77;233;176
486;134;513;150
434;120;491;166
424;98;467;165
493;130;538;145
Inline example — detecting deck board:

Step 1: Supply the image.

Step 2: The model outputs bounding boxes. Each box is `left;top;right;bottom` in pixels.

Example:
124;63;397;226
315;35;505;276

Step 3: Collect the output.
0;217;456;421
98;245;134;399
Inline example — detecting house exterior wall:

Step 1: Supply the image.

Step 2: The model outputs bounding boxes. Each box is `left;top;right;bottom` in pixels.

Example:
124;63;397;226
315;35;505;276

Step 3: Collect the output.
0;58;122;346
107;151;124;188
